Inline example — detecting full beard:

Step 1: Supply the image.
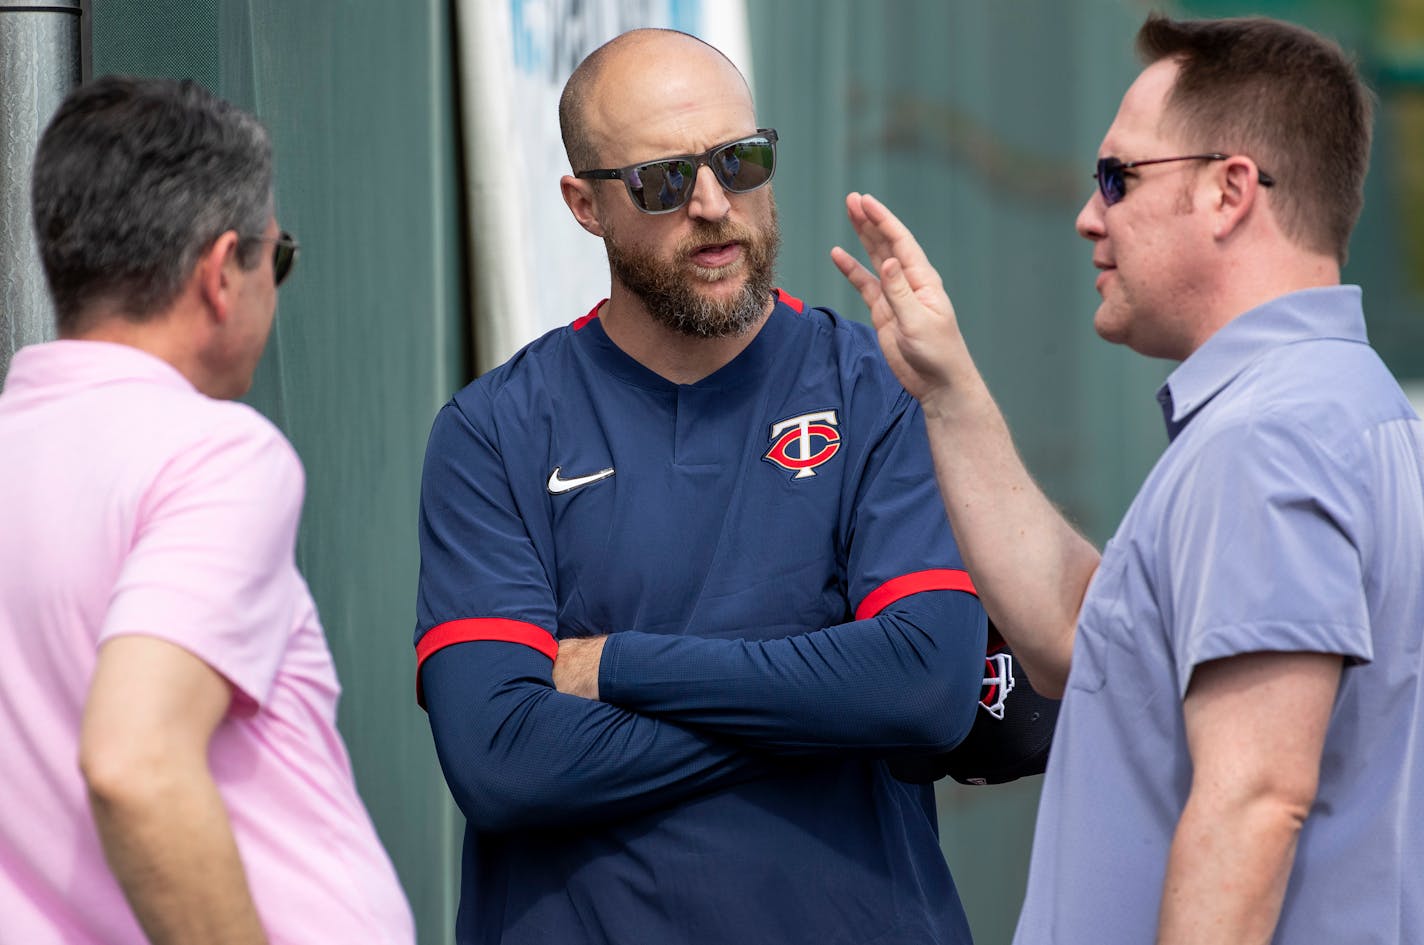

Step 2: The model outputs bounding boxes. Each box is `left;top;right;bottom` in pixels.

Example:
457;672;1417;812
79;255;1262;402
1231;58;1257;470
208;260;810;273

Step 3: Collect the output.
605;202;781;339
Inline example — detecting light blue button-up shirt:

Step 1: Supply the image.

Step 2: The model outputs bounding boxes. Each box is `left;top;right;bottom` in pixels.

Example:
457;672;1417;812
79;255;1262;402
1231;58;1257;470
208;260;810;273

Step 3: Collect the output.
1015;286;1424;944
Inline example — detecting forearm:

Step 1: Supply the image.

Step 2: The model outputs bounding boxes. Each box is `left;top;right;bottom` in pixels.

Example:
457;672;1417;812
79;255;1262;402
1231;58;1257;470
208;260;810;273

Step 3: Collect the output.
424;641;787;832
833;193;1096;694
80;635;265;945
88;764;266;945
1155;790;1306;945
919;373;1098;695
597;591;986;753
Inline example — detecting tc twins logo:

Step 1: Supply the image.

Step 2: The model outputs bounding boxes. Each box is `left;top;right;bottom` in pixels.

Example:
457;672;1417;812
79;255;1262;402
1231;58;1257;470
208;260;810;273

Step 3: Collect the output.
763;410;841;480
979;651;1015;720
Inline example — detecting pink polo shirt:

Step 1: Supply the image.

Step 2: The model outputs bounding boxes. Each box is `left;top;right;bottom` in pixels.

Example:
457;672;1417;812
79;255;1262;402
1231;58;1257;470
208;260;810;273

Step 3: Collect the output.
0;341;414;944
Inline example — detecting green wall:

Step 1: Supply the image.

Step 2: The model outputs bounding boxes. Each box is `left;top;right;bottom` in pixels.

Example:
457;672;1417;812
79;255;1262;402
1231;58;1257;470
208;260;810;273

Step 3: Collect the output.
91;3;466;941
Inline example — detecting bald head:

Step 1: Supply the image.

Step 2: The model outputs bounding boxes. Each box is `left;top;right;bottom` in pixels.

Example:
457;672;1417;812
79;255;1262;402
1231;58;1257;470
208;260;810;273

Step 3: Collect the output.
559;29;752;173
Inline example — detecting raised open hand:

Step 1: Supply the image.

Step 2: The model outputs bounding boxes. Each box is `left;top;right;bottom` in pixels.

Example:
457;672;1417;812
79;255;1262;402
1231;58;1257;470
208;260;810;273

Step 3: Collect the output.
830;193;975;413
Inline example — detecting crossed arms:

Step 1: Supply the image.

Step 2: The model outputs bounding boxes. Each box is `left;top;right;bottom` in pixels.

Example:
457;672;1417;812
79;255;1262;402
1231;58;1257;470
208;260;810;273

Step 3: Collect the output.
416;394;987;832
422;589;984;831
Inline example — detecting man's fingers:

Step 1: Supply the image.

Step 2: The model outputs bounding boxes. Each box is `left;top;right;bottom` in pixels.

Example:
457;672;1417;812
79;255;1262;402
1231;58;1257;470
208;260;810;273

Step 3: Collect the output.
841;193;951;332
859;194;941;291
845;193;896;269
829;245;862;280
831;245;884;308
844;191;866;225
830;245;874;289
879;257;920;313
860;193;911;239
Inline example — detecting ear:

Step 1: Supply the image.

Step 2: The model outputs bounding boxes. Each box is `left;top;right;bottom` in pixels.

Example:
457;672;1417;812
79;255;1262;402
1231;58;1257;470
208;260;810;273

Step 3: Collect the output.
1209;156;1265;241
561;175;606;237
197;230;242;323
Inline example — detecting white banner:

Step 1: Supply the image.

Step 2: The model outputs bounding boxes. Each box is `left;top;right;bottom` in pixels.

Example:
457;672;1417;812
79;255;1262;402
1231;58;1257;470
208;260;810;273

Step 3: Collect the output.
455;0;752;373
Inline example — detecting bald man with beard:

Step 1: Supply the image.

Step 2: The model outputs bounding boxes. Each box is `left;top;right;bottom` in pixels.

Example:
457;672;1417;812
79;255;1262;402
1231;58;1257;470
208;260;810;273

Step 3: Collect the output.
413;28;1009;945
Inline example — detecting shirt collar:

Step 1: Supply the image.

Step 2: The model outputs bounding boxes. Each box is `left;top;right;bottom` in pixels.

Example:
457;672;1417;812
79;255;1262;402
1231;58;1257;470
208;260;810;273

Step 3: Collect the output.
577;290;797;392
2;340;195;400
1156;285;1366;440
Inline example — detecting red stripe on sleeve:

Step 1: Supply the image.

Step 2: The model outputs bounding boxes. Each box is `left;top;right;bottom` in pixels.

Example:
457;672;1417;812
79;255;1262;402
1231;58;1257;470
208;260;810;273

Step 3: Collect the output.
414;618;558;708
854;568;978;621
775;288;805;313
571;300;607;331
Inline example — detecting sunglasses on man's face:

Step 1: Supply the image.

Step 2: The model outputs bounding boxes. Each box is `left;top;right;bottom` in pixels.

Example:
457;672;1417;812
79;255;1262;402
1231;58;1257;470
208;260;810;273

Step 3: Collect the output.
270;231;298;286
242;230;300;287
575;129;778;214
1093;153;1275;207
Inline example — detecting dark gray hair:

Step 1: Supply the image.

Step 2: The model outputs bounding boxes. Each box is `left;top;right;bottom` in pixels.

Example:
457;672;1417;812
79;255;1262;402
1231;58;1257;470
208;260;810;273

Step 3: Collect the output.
31;75;273;333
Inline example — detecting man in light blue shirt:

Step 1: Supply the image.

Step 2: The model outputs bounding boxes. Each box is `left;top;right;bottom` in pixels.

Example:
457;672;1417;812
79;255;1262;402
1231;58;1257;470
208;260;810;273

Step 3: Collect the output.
834;12;1422;945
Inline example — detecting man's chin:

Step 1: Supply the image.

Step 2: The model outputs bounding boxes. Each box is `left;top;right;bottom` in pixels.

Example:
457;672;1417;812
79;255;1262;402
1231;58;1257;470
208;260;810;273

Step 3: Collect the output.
688;277;751;311
686;257;747;285
682;263;759;301
1092;304;1131;347
664;279;771;340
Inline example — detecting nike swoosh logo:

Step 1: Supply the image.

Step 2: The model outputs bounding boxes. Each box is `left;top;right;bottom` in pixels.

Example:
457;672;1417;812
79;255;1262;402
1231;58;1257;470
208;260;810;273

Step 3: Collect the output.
547;466;615;495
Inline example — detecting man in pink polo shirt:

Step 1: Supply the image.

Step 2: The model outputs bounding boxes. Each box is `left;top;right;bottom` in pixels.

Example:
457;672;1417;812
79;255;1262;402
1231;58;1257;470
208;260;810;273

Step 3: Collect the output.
0;77;413;944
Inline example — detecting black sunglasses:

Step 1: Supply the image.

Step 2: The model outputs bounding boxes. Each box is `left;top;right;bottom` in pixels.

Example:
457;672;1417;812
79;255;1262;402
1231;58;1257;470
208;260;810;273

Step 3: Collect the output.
575;129;778;214
1094;153;1275;207
242;230;300;286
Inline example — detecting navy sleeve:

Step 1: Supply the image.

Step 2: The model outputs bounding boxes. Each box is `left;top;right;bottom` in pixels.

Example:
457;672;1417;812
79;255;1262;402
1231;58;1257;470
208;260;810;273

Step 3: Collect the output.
422;642;785;832
418;400;786;831
598;589;985;753
598;387;987;754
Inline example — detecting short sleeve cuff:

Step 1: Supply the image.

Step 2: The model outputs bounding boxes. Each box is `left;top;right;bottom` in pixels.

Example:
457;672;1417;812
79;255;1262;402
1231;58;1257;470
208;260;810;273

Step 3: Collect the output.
1180;619;1372;697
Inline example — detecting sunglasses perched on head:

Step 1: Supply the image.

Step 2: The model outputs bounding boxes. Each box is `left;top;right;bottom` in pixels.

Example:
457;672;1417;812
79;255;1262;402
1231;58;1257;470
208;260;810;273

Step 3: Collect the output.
242;230;300;286
576;129;778;214
1093;153;1275;207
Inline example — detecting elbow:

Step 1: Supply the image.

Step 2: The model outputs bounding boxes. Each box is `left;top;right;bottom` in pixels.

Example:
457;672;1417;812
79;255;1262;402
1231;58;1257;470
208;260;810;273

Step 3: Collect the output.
884;671;980;753
935;677;983;752
1276;795;1315;835
1029;666;1068;700
986;615;1075;698
1183;769;1319;853
875;640;991;752
871;601;987;751
451;780;541;834
1004;630;1074;699
438;755;569;834
1031;628;1075;698
79;738;186;820
441;762;515;832
1259;773;1320;833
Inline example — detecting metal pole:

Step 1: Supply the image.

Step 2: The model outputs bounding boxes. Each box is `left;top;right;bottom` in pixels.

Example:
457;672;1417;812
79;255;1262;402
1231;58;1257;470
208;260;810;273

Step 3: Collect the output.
1;0;81;385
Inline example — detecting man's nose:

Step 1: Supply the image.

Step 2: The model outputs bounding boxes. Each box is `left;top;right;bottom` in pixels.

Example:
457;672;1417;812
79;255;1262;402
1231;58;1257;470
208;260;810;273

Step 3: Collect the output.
1075;191;1106;241
686;164;731;222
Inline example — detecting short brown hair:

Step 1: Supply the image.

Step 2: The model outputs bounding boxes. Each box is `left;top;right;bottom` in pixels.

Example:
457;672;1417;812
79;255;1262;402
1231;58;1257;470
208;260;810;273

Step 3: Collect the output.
1137;13;1373;264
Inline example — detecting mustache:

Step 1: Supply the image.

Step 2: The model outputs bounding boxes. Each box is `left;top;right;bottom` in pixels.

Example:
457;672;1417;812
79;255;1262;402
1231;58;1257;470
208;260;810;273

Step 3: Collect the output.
676;221;756;256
